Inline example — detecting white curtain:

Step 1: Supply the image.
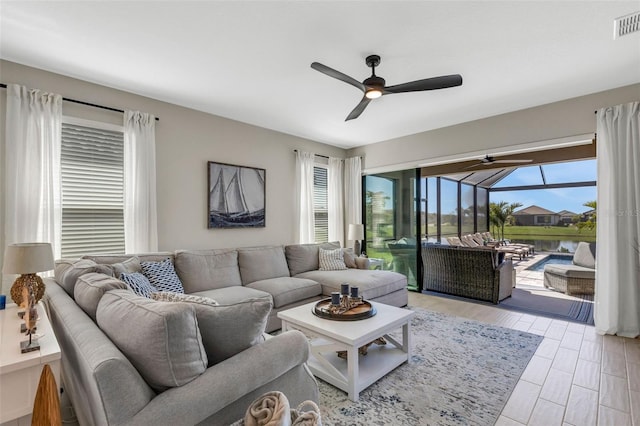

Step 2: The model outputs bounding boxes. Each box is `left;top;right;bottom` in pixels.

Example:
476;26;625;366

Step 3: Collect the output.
123;110;158;253
4;84;62;259
328;157;344;245
344;156;362;249
595;101;640;338
295;151;315;243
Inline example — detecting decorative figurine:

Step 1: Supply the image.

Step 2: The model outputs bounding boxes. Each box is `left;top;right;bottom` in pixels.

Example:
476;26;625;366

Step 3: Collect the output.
20;286;40;353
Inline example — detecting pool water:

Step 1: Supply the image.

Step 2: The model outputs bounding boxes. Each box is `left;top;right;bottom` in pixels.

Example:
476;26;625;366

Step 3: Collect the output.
527;255;574;272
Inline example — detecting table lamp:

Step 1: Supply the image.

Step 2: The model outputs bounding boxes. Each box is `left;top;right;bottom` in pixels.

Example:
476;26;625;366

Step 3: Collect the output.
3;243;54;307
348;224;364;255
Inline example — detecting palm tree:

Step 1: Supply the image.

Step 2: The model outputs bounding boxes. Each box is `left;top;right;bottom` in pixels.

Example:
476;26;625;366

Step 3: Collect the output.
489;201;522;241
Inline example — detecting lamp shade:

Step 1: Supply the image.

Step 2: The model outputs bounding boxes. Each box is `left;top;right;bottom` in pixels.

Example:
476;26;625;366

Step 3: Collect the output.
2;243;54;274
348;224;364;241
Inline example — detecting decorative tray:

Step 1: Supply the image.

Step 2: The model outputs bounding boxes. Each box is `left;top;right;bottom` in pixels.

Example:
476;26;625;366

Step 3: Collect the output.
312;298;376;321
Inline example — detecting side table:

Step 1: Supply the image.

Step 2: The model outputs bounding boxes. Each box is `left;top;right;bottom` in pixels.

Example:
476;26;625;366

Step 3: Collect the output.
0;303;61;425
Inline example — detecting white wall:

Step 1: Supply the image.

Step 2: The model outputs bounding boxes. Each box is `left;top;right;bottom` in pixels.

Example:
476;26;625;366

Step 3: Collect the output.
349;84;640;172
0;60;346;295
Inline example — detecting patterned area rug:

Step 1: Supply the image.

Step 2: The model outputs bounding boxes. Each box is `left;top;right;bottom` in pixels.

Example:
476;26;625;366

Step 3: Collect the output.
317;307;543;426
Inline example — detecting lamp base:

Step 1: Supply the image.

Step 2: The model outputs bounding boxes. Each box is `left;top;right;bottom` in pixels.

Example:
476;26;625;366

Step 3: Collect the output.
353;240;361;256
10;273;46;307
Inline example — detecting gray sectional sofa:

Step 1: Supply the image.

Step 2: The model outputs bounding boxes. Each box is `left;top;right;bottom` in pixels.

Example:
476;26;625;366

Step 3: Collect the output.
44;242;408;425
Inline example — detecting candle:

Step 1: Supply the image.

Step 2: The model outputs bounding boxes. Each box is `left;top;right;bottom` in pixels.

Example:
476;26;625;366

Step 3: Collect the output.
350;286;359;298
331;292;341;305
341;283;350;295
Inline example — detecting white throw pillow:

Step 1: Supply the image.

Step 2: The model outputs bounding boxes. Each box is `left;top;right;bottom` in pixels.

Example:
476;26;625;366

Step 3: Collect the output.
319;247;348;271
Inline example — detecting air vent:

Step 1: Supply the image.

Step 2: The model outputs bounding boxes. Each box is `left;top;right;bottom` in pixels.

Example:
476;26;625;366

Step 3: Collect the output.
614;11;640;39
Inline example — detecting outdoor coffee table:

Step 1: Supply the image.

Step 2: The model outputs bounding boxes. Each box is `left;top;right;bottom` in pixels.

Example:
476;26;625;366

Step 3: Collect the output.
278;300;414;402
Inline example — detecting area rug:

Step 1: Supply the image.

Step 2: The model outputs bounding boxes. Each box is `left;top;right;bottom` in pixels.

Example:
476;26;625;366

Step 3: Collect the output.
499;285;594;325
316;307;543;426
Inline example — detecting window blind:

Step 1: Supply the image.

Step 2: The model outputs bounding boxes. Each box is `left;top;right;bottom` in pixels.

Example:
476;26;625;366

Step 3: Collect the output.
313;166;328;243
61;122;125;258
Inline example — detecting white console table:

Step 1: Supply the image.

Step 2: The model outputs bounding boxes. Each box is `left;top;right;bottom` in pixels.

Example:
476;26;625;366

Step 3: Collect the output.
0;303;61;425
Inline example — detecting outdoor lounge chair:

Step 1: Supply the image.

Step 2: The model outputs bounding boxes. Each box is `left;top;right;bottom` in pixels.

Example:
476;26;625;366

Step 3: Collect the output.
543;242;595;295
462;234;524;260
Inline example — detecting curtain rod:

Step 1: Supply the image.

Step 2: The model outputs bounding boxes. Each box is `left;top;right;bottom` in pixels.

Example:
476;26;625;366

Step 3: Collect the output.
293;149;362;159
0;83;160;121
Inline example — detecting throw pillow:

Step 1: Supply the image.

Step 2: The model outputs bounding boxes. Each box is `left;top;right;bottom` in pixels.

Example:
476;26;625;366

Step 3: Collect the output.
343;248;357;268
120;272;157;298
151;292;219;306
74;272;128;321
181;298;271;366
141;258;185;294
110;256;142;278
319;247;347;271
96;290;207;392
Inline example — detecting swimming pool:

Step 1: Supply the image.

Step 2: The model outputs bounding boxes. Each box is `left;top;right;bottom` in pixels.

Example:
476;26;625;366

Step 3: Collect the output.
526;254;574;272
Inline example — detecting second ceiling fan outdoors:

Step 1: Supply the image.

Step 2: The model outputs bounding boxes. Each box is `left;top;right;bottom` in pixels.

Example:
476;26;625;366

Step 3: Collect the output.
311;54;463;121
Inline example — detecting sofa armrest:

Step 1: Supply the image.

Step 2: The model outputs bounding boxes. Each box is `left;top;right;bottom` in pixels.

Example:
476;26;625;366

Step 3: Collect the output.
123;330;314;426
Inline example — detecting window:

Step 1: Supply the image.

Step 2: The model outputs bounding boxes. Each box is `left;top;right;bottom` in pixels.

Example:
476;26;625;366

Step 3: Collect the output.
60;118;125;258
313;166;328;243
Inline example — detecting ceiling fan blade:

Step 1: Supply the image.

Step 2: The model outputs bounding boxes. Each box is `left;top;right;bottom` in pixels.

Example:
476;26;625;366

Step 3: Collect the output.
311;62;365;93
345;96;371;121
491;159;533;164
384;74;463;94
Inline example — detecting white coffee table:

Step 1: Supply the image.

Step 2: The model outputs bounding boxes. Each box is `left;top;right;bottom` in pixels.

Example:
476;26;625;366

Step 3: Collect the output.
278;300;414;402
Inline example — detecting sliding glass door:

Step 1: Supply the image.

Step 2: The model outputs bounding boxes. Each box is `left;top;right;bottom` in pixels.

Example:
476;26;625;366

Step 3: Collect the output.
364;169;420;291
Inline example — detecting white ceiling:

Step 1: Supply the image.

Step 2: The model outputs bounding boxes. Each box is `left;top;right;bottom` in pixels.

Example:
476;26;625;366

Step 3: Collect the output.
1;1;639;149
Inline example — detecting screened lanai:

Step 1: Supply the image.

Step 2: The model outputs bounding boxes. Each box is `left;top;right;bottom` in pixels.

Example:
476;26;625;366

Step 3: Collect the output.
362;141;596;291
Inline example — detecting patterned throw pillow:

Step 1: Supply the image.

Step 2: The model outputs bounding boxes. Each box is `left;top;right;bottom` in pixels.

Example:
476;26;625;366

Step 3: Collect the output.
141;258;185;294
120;272;157;298
151;292;219;306
319;247;348;271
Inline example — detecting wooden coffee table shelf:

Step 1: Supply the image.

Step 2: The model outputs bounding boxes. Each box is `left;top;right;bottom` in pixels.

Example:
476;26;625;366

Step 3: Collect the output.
278;300;414;401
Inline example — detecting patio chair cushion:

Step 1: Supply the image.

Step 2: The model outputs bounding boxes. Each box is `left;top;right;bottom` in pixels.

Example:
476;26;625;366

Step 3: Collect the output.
544;264;595;279
572;242;596;269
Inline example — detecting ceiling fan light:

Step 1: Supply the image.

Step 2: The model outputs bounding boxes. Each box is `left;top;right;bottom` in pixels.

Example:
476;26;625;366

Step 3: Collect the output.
365;89;382;99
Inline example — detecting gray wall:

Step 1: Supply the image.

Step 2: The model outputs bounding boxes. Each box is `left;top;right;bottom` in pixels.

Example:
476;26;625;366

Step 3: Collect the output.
349;84;640;172
0;60;345;294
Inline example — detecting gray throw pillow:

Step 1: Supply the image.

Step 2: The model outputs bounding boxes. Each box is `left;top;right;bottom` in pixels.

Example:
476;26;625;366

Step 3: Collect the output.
343;248;357;268
110;256;142;278
175;298;272;366
74;272;128;321
96;290;208;392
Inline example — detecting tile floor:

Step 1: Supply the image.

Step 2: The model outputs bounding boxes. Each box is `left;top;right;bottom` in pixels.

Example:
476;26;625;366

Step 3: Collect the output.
409;255;639;426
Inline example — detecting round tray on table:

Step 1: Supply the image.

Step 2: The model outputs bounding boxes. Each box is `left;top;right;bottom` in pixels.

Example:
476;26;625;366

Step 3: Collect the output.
312;298;376;321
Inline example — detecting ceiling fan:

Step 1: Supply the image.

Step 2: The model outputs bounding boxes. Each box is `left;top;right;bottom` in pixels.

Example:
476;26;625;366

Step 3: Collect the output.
464;155;533;170
311;55;462;121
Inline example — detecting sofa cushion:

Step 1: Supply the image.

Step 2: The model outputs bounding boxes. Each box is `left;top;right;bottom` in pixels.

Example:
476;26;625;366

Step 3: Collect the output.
190;286;272;305
319;247;347;271
174;249;242;292
151;292;219;305
141;258;185;293
74;272;128;321
120;272;157;298
544;264;596;279
238;246;290;285
295;269;407;300
54;258;114;296
572;242;596;269
285;242;340;276
96;290;208;392
246;277;321;308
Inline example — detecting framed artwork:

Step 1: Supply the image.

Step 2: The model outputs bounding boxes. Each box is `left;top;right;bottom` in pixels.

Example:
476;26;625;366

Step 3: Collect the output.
208;161;266;228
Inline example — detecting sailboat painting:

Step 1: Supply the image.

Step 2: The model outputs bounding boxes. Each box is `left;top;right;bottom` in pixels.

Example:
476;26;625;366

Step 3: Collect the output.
208;161;266;228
